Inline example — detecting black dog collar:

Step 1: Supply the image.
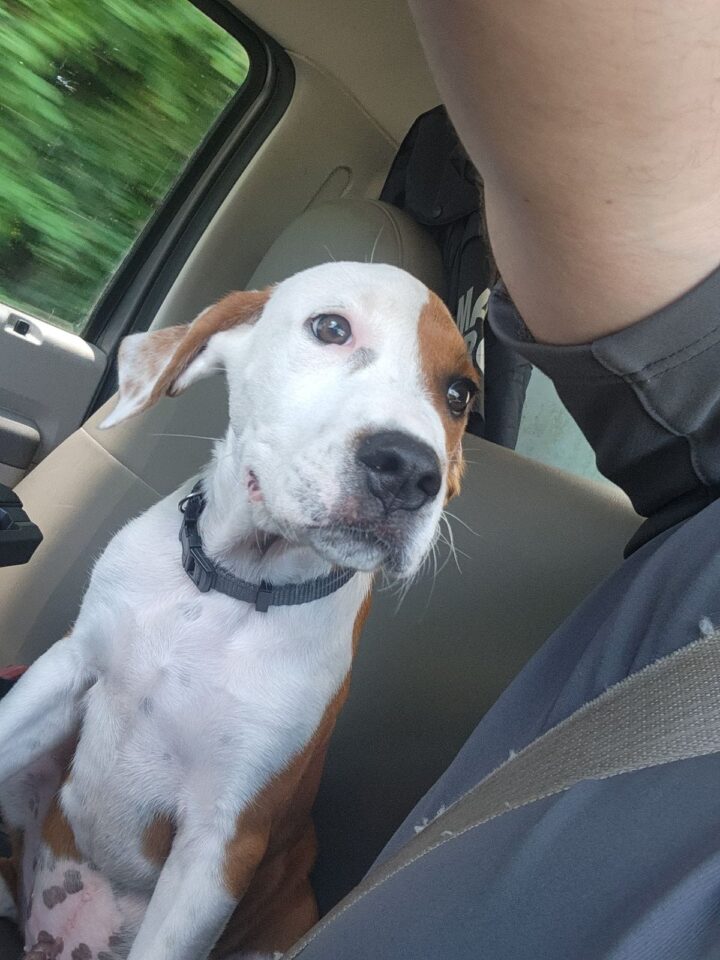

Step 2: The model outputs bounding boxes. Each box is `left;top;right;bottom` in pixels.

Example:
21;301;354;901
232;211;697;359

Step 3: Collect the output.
178;482;355;613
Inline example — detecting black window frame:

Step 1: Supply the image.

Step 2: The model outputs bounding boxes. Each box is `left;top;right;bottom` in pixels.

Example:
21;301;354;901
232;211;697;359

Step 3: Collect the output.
84;0;294;413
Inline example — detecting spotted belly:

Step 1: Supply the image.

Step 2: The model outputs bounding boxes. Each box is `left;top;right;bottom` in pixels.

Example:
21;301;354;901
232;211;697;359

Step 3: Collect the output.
0;762;150;960
24;851;147;960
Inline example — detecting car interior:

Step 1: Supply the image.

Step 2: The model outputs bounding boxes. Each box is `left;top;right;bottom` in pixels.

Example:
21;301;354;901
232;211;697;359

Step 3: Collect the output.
0;0;642;951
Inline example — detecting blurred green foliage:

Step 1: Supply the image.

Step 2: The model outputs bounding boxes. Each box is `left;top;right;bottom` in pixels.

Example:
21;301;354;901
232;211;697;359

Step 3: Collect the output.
0;0;248;332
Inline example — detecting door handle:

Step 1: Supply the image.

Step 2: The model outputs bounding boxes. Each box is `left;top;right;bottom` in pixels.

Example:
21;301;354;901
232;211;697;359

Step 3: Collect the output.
0;411;40;470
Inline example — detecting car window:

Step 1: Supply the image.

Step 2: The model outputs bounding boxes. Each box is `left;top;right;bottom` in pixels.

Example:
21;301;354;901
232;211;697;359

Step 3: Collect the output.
0;0;249;334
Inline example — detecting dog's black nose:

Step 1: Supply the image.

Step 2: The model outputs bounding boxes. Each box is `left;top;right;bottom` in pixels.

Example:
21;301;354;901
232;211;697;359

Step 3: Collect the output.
357;431;442;513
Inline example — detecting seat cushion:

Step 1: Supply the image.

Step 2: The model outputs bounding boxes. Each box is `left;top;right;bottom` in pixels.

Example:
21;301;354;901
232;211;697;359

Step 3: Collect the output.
248;198;444;292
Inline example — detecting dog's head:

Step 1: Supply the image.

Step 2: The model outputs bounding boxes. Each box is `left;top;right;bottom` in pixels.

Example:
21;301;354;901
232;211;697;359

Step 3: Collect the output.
102;263;479;577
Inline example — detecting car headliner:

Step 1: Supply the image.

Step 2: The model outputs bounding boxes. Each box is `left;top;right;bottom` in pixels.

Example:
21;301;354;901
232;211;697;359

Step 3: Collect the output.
233;0;439;143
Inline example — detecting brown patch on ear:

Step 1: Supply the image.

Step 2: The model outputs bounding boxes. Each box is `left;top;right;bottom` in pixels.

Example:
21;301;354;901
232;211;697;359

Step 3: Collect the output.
132;325;187;386
41;796;82;861
107;288;271;427
154;289;270;402
417;292;478;501
142;814;176;866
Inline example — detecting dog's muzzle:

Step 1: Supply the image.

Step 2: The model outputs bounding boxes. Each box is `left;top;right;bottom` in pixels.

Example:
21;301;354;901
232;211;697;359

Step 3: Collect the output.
356;430;441;514
303;431;443;575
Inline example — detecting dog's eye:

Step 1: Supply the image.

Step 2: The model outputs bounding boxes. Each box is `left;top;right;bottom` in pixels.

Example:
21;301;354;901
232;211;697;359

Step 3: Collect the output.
446;378;478;416
310;313;352;345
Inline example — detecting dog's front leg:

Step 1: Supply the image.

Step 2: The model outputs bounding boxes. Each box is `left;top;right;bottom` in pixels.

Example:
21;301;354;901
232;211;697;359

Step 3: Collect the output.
0;635;93;783
127;814;270;960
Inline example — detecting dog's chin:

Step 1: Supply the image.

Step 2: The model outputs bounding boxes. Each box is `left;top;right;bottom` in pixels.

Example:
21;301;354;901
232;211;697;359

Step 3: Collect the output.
303;525;415;576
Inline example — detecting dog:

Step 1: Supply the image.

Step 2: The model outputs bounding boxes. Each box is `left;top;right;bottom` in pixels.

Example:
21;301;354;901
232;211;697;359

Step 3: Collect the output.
0;262;478;960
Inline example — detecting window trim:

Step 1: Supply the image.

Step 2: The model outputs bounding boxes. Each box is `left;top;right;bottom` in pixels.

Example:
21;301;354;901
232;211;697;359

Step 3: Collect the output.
84;0;294;413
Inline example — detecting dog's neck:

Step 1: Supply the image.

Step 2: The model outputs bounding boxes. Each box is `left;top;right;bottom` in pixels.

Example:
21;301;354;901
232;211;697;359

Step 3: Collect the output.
195;428;333;585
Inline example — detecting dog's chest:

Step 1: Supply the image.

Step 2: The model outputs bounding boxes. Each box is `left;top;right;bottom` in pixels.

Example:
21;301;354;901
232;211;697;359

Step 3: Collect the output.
55;495;366;889
65;547;358;882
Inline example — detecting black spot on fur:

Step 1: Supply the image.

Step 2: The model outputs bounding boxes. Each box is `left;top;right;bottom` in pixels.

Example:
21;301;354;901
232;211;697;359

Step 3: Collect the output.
28;931;64;959
348;347;377;371
63;868;84;894
71;945;92;960
42;885;67;909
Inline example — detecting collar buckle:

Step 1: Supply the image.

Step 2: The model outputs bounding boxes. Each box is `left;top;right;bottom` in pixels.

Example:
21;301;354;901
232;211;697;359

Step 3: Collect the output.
254;581;273;613
179;490;216;593
184;542;216;593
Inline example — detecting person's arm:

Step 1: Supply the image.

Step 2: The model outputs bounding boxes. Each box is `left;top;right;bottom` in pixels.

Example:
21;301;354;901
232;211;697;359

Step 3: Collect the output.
408;0;720;345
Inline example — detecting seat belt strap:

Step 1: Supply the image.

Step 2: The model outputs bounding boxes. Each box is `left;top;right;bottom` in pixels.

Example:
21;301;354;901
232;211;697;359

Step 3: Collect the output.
285;629;720;958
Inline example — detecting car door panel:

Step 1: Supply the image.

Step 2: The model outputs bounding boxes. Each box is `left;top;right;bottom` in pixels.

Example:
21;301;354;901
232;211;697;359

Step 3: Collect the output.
0;305;106;484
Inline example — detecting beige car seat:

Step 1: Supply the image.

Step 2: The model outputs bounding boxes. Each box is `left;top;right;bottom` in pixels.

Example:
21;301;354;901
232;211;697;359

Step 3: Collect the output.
0;198;639;922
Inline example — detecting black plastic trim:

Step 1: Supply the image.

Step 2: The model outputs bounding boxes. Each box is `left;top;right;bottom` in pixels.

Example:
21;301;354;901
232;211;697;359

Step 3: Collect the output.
86;0;294;413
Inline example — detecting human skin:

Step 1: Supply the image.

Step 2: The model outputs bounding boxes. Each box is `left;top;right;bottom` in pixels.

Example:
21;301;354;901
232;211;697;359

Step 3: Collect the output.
408;0;720;344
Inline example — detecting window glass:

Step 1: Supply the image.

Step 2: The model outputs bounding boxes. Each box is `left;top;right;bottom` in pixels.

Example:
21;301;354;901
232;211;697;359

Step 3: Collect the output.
0;0;249;333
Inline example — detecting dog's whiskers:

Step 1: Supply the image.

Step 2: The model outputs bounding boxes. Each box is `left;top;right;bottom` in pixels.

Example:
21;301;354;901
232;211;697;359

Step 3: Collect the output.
435;526;471;562
368;225;384;265
439;513;463;574
442;509;481;538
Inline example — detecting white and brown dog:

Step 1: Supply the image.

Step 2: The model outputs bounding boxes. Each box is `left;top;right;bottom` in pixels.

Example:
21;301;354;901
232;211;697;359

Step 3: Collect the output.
0;262;478;960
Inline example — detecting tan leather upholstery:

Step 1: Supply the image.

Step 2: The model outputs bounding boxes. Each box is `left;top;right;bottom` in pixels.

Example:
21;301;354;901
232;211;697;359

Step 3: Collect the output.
248;199;444;291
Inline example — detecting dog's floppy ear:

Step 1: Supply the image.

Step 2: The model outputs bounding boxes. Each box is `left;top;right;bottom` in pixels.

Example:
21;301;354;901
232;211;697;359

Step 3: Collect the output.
100;289;269;429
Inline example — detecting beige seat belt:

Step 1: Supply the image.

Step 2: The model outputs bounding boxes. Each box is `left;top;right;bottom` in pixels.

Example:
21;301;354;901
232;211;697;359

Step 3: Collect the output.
286;629;720;958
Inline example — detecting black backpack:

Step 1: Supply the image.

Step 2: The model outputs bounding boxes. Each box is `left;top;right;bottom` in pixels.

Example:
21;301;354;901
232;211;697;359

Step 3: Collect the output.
381;106;531;447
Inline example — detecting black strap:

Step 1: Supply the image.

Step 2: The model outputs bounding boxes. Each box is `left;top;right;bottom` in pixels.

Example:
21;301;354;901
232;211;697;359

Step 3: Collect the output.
178;483;355;612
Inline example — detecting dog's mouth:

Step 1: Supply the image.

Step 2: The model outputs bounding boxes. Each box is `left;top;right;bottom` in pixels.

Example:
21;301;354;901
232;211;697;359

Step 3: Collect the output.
302;521;409;574
247;468;431;576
